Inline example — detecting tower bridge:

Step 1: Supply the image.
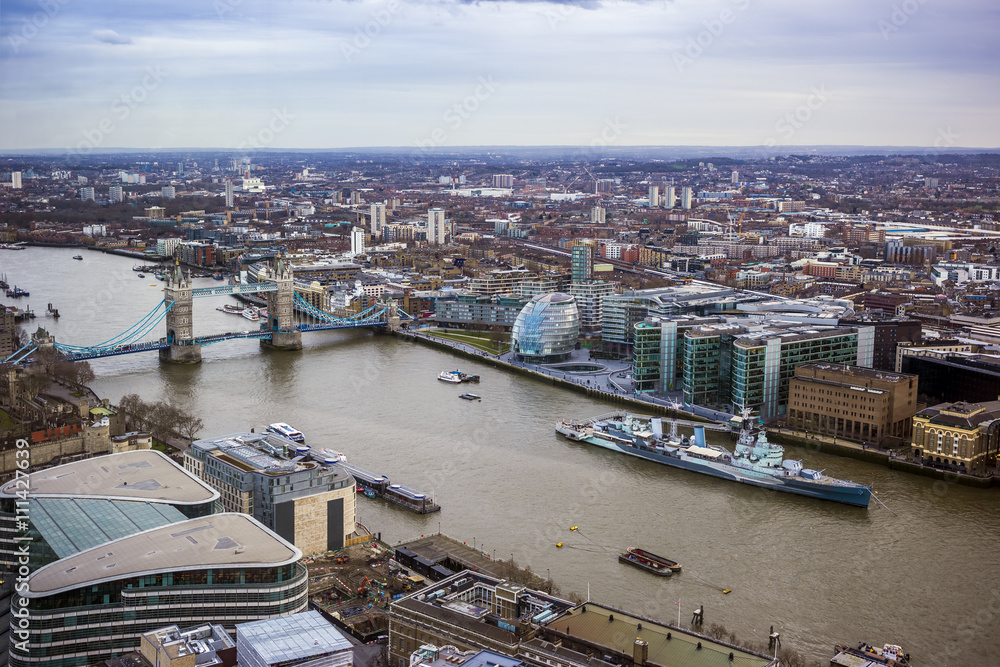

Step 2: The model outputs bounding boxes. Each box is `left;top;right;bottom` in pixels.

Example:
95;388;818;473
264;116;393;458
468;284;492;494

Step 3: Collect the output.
3;259;412;366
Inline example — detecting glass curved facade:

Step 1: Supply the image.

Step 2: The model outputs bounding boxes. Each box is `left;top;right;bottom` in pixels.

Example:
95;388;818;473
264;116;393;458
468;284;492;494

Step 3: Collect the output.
9;563;309;667
511;293;580;363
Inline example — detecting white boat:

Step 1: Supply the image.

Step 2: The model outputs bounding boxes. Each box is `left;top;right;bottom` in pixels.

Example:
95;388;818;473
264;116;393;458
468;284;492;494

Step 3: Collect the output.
438;370;463;383
241;307;260;321
217;304;244;314
266;422;305;443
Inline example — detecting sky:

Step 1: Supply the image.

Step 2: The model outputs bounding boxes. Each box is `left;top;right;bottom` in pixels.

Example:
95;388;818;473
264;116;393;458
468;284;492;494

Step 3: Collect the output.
1;0;998;151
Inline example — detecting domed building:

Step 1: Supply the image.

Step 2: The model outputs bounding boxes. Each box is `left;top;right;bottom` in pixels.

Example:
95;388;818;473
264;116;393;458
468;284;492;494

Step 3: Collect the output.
511;293;580;363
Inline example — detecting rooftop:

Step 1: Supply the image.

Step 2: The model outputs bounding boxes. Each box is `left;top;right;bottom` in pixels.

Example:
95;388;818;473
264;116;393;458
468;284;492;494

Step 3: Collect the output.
236;610;353;663
27;513;301;597
0;450;220;506
547;603;774;667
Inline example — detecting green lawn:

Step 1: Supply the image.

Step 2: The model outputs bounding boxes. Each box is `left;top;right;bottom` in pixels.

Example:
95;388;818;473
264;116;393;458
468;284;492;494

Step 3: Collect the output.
0;409;15;430
425;329;510;355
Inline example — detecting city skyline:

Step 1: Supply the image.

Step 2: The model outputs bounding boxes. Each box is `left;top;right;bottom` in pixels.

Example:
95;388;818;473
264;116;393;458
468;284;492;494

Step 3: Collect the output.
1;0;998;151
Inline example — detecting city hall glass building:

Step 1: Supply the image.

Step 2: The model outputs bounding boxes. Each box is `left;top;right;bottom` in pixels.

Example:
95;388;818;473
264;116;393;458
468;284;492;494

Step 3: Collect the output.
510;293;580;363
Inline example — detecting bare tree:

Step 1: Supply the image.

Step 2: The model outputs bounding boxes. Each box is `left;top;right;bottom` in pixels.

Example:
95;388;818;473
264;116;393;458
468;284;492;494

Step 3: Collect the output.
178;413;205;442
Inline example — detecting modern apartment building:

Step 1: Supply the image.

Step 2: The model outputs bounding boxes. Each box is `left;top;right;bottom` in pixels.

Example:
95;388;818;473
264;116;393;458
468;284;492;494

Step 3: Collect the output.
434;293;528;330
428;208;448;246
185;432;357;555
570;244;594;283
567;281;614;334
787;363;918;445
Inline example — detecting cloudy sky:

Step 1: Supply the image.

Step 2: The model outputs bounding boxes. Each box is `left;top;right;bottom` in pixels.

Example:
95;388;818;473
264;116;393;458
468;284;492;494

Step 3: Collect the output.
1;0;997;151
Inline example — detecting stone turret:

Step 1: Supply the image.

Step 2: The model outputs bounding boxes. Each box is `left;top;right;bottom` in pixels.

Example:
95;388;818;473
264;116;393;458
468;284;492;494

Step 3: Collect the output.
262;256;302;351
159;263;201;363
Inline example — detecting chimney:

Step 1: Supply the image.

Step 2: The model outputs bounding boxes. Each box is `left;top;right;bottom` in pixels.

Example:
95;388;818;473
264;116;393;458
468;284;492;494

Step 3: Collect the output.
633;639;648;666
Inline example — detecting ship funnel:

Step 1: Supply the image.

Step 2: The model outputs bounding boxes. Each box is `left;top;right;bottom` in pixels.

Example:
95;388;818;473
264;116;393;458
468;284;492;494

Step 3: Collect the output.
694;426;706;448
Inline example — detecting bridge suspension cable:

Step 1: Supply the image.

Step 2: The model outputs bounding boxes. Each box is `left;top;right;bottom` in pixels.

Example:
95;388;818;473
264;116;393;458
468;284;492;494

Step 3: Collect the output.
292;293;388;325
53;300;175;354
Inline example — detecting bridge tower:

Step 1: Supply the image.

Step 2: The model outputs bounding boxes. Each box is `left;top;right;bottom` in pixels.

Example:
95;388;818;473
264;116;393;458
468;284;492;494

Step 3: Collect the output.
160;264;201;364
261;256;302;351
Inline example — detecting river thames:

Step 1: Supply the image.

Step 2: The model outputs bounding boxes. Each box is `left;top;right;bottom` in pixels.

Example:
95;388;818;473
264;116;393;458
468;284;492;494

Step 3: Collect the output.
4;247;1000;665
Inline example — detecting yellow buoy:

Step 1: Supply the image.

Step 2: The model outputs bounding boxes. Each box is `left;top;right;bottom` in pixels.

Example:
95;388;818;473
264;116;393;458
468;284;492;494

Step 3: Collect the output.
722;589;731;594
556;542;563;548
570;526;578;531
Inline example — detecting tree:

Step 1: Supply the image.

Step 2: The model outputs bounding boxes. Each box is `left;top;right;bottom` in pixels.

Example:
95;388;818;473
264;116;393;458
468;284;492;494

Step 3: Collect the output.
178;413;205;442
21;371;51;403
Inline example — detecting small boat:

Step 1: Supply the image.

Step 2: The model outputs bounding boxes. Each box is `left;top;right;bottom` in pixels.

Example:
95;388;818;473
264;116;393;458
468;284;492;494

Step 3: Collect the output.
258;307;268;318
72;255;83;260
438;370;463;383
213;273;224;280
6;287;29;297
217;304;244;314
618;548;681;576
459;393;481;401
832;642;910;666
132;265;145;272
241;307;260;321
462;373;480;383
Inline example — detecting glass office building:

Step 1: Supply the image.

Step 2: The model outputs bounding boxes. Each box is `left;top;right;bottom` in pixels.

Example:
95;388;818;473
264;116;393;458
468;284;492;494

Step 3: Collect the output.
511;293;580;363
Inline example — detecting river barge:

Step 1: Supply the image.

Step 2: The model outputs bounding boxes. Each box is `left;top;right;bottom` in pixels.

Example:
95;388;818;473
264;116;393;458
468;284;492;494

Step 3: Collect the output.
556;410;871;508
340;462;440;514
832;642;910;666
618;547;681;576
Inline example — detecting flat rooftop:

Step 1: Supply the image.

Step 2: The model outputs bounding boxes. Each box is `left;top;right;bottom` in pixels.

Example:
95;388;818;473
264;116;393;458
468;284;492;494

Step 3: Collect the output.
549;603;774;667
237;611;352;663
27;513;301;597
0;450;219;506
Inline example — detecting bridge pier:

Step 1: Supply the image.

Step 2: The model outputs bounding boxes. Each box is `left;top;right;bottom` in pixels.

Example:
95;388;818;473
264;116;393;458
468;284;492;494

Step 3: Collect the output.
159;343;202;364
260;257;302;351
161;264;203;364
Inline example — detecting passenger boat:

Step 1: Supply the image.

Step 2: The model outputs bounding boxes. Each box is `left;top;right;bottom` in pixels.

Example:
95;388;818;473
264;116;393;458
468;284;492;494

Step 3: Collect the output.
6;287;29;297
72;255;83;260
216;304;244;314
459;393;481;401
137;274;145;278
618;548;681;576
241;307;260;321
266;422;305;443
556;409;872;508
832;642;910;666
438;370;463;383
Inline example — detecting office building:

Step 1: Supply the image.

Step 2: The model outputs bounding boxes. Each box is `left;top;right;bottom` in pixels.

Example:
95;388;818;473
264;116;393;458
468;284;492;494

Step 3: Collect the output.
492;174;514;188
787;364;918;445
237;611;353;667
138;624;236;667
647;320;875;417
679;187;692;209
511;293;580;363
839;316;921;371
428;208;448;246
632;315;728;394
371;202;387;238
109;185;123;203
663;186;675;209
351;226;366;256
567;281;614;334
589;206;605;224
647;185;658;207
11;171;22;189
80;186;95;201
185;432;357;554
899;352;1000;405
161;185;176;199
389;570;574;667
11;513;306;667
911;400;1000;473
0;449;219;575
895;339;974;373
434;293;528;330
601;285;762;355
570;244;594;283
225;178;234;208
